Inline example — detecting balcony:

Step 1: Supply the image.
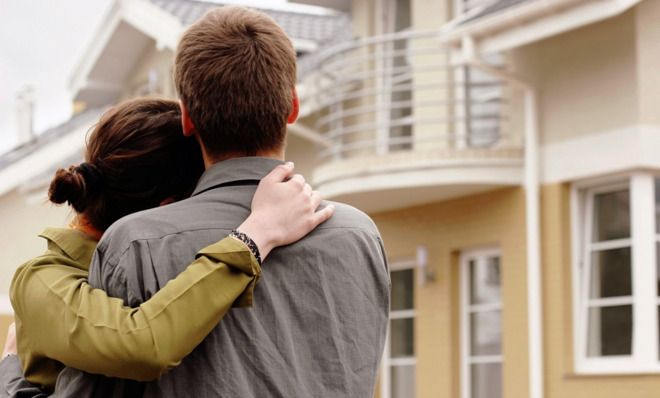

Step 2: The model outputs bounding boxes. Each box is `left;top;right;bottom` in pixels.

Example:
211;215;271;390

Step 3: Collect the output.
300;29;524;213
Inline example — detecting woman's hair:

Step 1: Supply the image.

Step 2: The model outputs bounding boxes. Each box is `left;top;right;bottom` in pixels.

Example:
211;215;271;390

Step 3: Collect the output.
48;98;205;231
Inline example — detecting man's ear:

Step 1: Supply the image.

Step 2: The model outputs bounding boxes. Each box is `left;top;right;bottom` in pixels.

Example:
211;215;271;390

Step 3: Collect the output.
287;88;299;124
179;100;196;137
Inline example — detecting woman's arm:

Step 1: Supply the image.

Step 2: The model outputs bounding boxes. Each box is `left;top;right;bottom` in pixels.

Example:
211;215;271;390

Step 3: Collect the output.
11;236;259;385
11;163;334;386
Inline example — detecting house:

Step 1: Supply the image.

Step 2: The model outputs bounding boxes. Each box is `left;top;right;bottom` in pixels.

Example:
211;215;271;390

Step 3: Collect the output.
0;0;349;354
2;0;659;396
291;0;660;397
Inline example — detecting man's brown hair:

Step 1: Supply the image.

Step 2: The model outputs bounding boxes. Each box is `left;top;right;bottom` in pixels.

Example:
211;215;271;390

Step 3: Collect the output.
174;6;297;157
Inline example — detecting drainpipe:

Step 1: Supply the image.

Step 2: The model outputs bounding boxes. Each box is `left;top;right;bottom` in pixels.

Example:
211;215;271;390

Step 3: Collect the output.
461;36;543;398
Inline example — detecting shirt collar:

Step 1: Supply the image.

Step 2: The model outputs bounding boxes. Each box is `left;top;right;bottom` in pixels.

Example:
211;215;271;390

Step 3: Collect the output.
192;157;284;197
39;227;98;268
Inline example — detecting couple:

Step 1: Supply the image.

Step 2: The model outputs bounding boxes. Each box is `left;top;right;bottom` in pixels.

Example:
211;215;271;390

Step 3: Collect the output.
0;6;390;398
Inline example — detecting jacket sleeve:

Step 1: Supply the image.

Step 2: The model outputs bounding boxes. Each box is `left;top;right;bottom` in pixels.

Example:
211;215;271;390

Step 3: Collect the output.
10;236;260;383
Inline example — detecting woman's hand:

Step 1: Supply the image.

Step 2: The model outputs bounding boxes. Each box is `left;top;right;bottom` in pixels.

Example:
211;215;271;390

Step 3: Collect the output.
2;323;16;357
237;162;334;260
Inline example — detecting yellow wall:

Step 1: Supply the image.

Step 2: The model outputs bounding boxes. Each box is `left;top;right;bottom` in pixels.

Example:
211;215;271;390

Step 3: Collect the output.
371;187;528;398
370;182;660;398
0;315;13;353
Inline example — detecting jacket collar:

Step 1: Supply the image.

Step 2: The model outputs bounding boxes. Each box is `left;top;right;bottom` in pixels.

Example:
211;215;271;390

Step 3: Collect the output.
39;227;98;268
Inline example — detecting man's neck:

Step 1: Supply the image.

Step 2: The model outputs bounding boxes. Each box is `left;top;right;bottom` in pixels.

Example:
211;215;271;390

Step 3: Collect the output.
202;149;285;169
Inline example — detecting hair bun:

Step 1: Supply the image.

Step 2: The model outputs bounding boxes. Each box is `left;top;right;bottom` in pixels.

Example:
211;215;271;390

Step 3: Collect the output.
48;166;89;212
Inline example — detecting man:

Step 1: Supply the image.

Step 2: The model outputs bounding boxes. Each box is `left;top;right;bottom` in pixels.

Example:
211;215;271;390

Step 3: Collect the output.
56;6;389;397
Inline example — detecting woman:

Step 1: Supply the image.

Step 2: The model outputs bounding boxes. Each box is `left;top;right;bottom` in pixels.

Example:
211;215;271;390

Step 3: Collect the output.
1;98;332;393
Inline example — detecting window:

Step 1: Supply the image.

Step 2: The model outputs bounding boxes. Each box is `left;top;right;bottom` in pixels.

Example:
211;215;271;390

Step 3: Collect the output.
381;264;416;398
573;173;660;373
461;249;503;398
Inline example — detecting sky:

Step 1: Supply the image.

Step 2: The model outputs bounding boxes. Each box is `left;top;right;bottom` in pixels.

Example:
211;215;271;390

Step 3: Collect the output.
0;0;306;155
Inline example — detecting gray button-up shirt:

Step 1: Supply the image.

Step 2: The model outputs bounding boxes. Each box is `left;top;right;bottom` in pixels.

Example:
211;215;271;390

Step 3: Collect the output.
57;157;389;398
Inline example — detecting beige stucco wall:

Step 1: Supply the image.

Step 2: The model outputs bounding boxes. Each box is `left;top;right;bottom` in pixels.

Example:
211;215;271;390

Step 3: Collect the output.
634;0;660;125
121;46;176;100
510;10;639;146
371;187;529;398
0;189;72;295
285;132;318;179
542;183;660;397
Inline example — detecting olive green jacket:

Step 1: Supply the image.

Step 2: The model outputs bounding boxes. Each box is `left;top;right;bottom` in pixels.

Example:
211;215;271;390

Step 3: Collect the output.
10;227;260;392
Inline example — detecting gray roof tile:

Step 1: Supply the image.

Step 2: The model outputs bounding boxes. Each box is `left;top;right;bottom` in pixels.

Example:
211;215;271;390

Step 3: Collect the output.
150;0;351;44
149;0;352;79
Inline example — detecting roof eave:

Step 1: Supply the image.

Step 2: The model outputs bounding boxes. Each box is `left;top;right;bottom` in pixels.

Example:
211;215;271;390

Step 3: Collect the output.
68;1;123;99
441;0;642;54
68;0;184;103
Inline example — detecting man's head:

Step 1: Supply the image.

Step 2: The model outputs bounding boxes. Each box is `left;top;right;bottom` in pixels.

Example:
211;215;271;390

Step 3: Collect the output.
174;6;298;161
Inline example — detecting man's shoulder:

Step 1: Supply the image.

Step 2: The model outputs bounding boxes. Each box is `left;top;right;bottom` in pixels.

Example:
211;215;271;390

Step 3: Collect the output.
317;201;380;238
96;197;204;262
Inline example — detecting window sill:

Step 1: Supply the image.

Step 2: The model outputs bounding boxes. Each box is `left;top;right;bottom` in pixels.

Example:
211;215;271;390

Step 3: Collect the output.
567;368;660;378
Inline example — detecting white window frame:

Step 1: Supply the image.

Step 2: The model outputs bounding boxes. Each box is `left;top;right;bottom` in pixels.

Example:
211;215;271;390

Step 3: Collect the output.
380;257;416;398
460;247;503;398
572;172;660;374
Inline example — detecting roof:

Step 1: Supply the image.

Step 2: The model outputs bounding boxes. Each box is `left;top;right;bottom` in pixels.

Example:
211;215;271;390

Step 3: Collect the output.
460;0;537;25
71;0;352;106
150;0;351;45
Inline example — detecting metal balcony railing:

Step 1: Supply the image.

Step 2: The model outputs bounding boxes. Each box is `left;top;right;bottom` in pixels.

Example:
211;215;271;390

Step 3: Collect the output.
303;29;516;162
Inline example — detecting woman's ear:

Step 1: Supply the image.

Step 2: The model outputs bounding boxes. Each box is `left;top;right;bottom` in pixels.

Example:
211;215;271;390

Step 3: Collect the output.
287;88;299;124
179;101;196;137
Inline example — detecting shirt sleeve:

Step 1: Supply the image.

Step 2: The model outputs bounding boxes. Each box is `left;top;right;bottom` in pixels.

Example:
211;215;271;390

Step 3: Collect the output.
10;236;261;384
0;355;48;398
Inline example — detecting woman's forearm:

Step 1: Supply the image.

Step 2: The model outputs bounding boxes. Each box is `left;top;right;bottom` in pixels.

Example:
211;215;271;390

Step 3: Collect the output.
11;236;260;384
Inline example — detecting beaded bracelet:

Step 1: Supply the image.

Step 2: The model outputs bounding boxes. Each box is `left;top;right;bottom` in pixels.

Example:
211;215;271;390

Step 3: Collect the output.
229;229;262;266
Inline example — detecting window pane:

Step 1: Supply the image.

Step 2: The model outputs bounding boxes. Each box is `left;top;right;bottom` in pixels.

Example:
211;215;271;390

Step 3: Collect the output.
655;178;660;234
391;365;415;398
391;269;414;311
657;242;660;296
470;256;501;305
587;305;632;357
470;362;502;398
390;318;414;357
592;189;630;242
470;310;502;356
589;247;632;298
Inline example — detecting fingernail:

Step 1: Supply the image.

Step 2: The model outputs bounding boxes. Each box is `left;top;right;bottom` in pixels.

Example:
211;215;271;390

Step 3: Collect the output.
286;161;294;168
